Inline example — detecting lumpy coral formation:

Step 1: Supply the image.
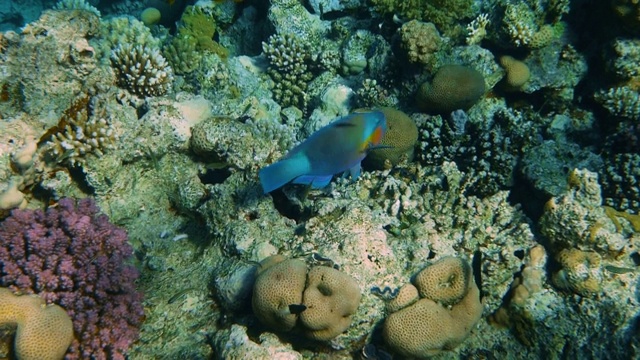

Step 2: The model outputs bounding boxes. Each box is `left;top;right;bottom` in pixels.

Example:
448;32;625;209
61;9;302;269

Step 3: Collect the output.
0;198;144;359
382;257;483;358
251;255;361;341
0;288;74;360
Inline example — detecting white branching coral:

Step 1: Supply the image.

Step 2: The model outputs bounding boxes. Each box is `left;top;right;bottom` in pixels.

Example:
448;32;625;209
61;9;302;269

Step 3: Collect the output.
594;86;640;120
54;0;100;16
466;13;490;45
111;44;174;97
45;97;118;166
503;3;536;47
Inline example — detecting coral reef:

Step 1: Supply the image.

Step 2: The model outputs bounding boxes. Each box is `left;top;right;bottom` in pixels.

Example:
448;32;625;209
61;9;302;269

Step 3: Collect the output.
0;198;144;359
0;287;73;360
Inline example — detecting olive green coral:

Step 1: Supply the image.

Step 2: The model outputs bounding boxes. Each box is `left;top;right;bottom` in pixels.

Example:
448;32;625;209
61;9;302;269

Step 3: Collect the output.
398;20;442;70
416;65;485;114
363;107;418;170
370;0;474;38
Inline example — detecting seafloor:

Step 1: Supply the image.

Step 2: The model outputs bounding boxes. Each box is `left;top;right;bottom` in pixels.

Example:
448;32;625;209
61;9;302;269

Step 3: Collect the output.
0;0;639;359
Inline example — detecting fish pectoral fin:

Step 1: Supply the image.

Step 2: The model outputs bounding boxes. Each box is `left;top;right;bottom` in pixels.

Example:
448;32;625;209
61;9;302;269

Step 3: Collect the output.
292;174;333;189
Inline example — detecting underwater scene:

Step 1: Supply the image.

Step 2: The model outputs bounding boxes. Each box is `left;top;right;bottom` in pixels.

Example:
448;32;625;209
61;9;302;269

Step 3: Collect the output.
0;0;639;359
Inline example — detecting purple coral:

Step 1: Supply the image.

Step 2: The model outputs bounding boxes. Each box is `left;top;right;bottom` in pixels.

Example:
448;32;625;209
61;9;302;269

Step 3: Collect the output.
0;198;144;360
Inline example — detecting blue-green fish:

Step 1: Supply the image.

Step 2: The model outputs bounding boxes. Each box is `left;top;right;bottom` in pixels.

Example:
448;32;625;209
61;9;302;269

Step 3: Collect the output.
259;110;387;193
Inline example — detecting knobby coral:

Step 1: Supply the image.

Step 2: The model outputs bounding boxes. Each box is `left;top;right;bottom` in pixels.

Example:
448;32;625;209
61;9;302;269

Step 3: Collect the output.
111;43;174;97
0;287;74;360
0;198;144;360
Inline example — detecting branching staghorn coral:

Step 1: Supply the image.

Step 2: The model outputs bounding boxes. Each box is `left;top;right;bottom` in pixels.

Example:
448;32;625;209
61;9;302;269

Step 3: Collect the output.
262;32;313;110
43;96;118;167
111;43;174;97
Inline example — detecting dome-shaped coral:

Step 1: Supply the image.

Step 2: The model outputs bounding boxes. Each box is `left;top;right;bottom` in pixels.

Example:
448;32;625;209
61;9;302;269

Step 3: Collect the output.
416;65;485;114
251;255;307;332
0;288;73;360
413;256;472;306
363;107;418;170
299;266;361;341
251;256;362;341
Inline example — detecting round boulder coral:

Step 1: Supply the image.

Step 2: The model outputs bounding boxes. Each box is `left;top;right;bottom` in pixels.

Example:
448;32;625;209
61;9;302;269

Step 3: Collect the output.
299;266;361;341
413;256;472;306
416;65;485;114
251;255;308;332
0;288;73;360
398;20;442;70
363;107;419;170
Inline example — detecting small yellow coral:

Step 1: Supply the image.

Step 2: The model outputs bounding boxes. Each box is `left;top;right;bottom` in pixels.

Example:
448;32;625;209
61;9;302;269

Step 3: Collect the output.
499;55;530;90
552;248;602;296
0;288;74;360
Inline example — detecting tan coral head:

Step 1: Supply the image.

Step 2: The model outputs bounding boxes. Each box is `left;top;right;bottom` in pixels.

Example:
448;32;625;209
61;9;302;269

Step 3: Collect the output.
0;288;74;360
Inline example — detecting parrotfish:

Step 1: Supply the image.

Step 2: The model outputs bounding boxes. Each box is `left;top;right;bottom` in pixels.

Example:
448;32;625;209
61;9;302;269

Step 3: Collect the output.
259;110;387;193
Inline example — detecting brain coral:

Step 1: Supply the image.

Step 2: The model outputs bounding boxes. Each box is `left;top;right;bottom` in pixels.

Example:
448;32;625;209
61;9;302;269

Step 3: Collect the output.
299;266;361;341
363;107;419;170
416;65;485;114
251;255;307;332
413;256;471;306
0;198;144;359
383;257;482;358
0;288;73;360
251;255;362;341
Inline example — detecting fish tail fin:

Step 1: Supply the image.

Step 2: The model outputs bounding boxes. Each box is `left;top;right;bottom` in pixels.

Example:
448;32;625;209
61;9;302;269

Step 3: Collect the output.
259;155;311;194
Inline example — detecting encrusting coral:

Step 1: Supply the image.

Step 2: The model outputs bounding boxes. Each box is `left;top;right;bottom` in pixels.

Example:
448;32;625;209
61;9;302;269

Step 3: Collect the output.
0;288;73;360
251;255;361;340
552;248;603;297
382;257;482;358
